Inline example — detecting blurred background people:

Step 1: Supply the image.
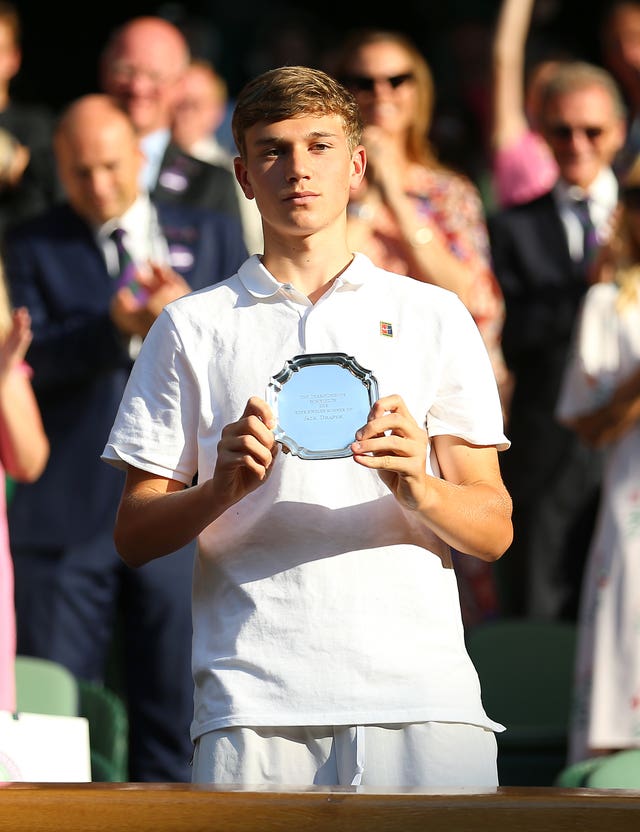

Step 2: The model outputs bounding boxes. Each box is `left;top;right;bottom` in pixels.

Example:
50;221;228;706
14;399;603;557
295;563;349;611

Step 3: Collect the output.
99;15;242;223
5;94;246;780
488;61;627;620
489;0;560;209
0;1;62;241
557;154;640;765
0;271;48;712
331;28;509;628
600;0;640;178
172;57;263;254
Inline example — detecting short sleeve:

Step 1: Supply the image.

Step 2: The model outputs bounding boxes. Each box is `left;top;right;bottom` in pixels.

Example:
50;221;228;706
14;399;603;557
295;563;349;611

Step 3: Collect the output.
102;309;200;485
426;296;510;451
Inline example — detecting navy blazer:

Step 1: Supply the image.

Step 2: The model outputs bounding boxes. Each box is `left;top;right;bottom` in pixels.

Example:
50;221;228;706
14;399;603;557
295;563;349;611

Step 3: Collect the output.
4;201;247;547
488;191;589;369
488;190;598;498
152;142;242;221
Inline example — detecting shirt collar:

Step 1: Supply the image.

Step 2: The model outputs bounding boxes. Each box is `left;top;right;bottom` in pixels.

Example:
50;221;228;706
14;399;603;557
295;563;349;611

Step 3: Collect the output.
140;128;171;190
553;167;619;210
96;194;154;242
237;252;370;299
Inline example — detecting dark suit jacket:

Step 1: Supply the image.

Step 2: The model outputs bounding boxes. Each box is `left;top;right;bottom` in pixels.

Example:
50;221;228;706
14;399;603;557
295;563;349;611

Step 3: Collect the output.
488;189;604;618
488;191;596;498
152;142;241;221
4;200;247;547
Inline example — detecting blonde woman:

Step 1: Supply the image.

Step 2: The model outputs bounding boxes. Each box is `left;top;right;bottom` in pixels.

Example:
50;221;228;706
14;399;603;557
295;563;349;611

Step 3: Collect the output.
557;158;640;764
0;268;48;711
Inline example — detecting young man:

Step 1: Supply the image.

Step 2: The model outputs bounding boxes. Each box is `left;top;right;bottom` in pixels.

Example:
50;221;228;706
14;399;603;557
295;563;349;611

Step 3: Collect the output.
103;66;513;787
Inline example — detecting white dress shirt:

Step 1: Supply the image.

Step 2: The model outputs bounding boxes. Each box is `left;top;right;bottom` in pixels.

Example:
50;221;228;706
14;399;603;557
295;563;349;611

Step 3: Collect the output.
553;168;619;262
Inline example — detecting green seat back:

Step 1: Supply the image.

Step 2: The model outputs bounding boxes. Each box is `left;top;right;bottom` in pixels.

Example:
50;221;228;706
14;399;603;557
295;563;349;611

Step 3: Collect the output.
77;679;129;782
586;750;640;789
465;618;577;786
554;756;604;787
14;655;79;716
466;618;577;740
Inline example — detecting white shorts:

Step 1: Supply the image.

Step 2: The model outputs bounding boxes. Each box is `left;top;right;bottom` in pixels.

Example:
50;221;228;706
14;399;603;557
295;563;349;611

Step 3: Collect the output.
191;722;498;787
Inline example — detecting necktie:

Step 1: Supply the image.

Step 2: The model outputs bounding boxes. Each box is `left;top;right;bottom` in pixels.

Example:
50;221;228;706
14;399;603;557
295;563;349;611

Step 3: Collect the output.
573;198;599;268
110;227;142;295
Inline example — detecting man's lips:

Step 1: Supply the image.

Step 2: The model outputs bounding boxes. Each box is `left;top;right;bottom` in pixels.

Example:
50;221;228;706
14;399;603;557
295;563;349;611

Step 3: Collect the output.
283;191;318;202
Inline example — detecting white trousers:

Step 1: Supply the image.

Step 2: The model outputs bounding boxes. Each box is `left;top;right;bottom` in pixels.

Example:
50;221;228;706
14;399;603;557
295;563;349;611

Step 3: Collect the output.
191;722;498;787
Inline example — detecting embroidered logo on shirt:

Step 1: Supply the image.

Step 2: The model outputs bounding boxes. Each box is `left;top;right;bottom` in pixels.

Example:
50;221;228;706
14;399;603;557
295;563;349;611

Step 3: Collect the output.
380;321;393;337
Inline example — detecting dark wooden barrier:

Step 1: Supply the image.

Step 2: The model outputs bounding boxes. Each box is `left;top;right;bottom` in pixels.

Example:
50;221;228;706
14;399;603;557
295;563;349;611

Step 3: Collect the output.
1;785;640;831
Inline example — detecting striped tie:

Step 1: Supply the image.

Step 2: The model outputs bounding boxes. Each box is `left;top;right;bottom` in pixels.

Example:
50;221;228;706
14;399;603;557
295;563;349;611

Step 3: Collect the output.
110;227;142;294
573;198;599;268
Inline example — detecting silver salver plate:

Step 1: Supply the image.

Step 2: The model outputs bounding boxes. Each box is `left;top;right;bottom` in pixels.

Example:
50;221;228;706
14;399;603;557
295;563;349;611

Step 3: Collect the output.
266;352;379;460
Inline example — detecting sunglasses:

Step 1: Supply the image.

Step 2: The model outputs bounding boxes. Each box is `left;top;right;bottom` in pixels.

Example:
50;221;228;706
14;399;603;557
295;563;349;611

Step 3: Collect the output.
548;124;605;141
342;72;414;92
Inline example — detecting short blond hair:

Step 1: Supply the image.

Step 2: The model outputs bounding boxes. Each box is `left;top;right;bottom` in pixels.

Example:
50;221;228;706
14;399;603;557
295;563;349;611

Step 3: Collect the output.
232;65;362;159
540;61;627;122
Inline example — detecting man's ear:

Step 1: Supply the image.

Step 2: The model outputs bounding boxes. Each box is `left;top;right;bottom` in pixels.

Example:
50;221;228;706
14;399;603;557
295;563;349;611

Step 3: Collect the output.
234;157;255;200
350;145;367;192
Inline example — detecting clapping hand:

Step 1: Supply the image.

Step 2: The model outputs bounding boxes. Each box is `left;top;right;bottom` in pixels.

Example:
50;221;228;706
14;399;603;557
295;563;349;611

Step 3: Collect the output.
110;262;192;337
0;307;33;379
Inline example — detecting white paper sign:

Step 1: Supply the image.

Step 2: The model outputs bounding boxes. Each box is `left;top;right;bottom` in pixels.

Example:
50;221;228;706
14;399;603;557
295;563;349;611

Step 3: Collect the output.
0;710;91;782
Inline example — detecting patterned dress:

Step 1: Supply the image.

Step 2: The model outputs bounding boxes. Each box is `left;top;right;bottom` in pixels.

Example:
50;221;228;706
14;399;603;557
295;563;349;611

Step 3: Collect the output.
556;281;640;762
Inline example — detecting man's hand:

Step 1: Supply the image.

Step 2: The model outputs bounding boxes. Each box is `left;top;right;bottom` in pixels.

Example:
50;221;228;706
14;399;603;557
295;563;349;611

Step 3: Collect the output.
351;393;429;511
351;393;512;560
211;397;280;510
0;307;33;378
110;262;192;337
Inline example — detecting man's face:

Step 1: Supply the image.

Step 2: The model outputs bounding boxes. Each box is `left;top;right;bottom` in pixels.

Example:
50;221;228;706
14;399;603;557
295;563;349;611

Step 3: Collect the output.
234;114;365;241
55;119;143;226
172;66;226;151
101;23;185;137
542;85;626;189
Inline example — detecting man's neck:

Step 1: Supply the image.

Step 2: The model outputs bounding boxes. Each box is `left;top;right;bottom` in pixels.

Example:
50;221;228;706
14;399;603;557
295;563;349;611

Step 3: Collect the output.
261;235;354;302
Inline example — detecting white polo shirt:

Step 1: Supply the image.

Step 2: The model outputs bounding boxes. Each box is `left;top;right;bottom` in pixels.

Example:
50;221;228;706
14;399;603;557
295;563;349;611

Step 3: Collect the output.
103;253;509;742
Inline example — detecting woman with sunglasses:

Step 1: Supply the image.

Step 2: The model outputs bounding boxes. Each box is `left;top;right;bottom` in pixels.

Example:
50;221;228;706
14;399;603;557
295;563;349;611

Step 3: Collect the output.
557;154;640;766
332;28;510;629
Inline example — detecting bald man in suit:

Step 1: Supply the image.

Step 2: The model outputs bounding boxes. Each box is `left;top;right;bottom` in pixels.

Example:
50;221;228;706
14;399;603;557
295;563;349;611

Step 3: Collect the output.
5;94;247;781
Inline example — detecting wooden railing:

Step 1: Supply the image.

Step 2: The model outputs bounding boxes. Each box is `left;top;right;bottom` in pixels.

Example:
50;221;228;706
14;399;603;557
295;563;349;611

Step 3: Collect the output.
1;784;640;831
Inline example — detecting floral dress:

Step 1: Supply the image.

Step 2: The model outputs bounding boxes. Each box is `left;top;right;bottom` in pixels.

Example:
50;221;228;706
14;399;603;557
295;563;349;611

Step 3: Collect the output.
556;281;640;762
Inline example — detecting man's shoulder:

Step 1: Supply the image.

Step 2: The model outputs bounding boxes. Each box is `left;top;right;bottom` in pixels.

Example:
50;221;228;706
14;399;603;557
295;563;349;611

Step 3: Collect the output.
170;267;243;306
4;202;84;246
358;261;469;328
0;101;55;144
487;190;556;229
161;144;237;185
155;199;242;231
365;260;460;301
